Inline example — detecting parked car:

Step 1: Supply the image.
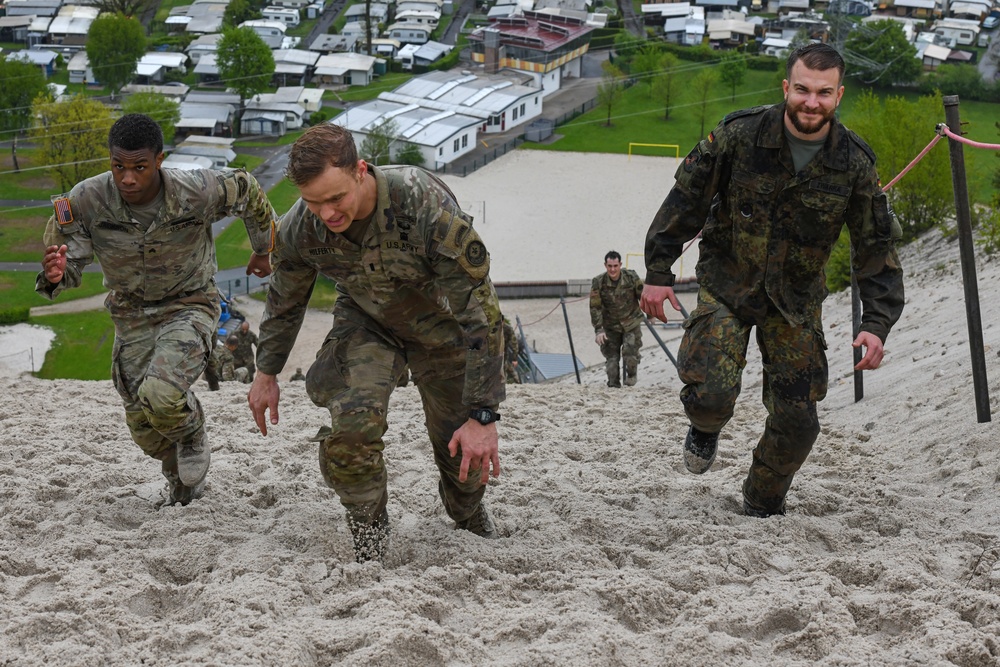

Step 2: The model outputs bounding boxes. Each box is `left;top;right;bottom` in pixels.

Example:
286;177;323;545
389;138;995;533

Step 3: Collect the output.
984;11;1000;30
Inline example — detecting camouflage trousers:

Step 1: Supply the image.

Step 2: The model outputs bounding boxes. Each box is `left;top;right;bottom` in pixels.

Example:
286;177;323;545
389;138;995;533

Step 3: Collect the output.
600;327;642;387
305;317;487;527
110;303;218;463
677;288;828;513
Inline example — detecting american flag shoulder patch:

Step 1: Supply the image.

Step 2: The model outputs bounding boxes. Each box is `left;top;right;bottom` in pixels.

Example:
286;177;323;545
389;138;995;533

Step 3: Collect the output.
51;196;74;225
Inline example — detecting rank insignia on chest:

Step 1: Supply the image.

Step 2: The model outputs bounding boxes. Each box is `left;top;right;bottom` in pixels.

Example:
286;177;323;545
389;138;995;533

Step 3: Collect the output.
52;196;74;224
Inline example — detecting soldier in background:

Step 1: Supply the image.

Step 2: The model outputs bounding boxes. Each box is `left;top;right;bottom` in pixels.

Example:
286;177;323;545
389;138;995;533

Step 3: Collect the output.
502;315;521;384
640;44;904;518
289;368;307;381
207;335;251;384
590;250;644;388
233;320;258;381
247;124;505;564
37;113;276;507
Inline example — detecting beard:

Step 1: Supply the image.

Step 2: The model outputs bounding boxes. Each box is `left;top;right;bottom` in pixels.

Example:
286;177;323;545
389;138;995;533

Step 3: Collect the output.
786;103;836;136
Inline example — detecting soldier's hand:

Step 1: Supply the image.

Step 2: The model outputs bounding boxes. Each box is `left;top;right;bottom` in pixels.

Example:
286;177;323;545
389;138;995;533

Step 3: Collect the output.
248;372;280;435
640;284;682;323
246;252;271;278
42;245;68;284
448;420;501;485
595;332;608;346
853;332;885;371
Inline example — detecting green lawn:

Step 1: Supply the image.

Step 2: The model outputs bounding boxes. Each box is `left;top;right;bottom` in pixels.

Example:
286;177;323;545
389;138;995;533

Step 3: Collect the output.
0;148;60;200
31;309;114;381
0;270;108;309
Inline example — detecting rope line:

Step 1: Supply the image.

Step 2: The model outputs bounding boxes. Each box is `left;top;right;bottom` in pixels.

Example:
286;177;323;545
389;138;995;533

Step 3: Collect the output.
880;133;944;193
938;124;1000;150
518;295;588;328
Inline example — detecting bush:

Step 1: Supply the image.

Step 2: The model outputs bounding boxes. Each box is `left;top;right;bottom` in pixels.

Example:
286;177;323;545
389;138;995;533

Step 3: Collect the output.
825;228;853;293
0;307;31;325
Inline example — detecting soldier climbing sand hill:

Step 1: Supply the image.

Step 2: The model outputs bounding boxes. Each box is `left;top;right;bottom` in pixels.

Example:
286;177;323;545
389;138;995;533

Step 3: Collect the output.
247;124;505;563
641;44;905;518
37;113;277;507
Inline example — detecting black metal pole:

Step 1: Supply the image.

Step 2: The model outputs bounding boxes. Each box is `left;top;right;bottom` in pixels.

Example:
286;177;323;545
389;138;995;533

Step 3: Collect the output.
942;96;991;423
514;316;537;384
642;315;678;369
560;298;582;384
851;267;864;403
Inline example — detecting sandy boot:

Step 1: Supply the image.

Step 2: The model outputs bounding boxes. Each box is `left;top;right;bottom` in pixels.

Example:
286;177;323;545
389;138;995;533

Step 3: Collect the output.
348;508;391;564
177;429;210;486
160;452;205;507
455;502;498;539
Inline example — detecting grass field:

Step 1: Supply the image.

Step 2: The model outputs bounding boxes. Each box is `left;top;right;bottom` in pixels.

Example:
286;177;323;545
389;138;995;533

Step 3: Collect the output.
0;270;107;309
31;309;114;381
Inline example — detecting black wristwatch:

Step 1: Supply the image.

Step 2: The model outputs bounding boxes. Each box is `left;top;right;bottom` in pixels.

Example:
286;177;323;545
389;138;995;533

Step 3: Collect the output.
469;407;501;425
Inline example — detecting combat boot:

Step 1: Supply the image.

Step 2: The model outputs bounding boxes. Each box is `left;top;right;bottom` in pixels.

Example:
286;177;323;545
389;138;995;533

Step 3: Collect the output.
683;426;719;474
743;498;786;519
348;508;390;564
455;503;497;539
177;430;210;486
160;454;205;507
607;375;621;388
624;372;637;386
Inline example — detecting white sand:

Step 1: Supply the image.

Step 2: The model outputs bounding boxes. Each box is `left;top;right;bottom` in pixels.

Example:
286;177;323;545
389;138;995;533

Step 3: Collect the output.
3;151;1000;665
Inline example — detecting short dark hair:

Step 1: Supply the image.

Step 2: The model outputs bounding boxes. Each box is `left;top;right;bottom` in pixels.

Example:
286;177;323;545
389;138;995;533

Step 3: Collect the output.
786;43;845;83
605;250;622;263
286;123;359;186
226;334;239;347
108;114;163;155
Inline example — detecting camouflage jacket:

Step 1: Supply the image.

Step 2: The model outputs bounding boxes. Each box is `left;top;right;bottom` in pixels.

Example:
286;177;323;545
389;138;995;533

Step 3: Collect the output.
233;328;258;367
259;164;505;409
590;268;643;334
35;168;276;317
645;103;904;341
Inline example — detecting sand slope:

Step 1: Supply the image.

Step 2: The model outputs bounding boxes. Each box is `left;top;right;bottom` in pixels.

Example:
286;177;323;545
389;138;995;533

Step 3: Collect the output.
3;226;1000;665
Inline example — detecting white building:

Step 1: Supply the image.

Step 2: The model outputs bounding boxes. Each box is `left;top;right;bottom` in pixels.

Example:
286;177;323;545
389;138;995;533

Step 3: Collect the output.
313;52;378;86
262;6;301;26
239;19;288;48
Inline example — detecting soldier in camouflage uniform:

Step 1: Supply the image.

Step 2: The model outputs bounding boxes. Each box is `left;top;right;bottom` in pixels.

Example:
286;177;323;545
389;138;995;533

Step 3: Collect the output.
590;250;644;388
207;336;251;384
37;114;277;507
640;44;904;518
232;320;258;381
248;124;505;563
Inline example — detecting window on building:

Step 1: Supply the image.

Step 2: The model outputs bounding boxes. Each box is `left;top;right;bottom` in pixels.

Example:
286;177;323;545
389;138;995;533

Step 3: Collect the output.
453;138;460;151
462;135;468;148
512;107;518;120
520;103;526;115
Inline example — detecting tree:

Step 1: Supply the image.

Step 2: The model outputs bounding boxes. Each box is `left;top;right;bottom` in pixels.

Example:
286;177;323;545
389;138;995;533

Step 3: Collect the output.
849;89;952;240
596;61;625;127
86;13;146;96
0;54;49;140
843;19;920;86
692;69;718;138
30;93;114;192
395;142;425;167
922;63;985;100
718;52;747;102
650;52;679;120
216;27;275;102
360;118;400;165
631;44;663;96
91;0;154;17
121;92;181;144
223;0;261;28
612;31;645;74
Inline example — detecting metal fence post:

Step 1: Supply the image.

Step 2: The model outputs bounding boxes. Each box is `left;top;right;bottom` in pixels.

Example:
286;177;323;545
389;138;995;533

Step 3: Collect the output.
943;95;991;423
